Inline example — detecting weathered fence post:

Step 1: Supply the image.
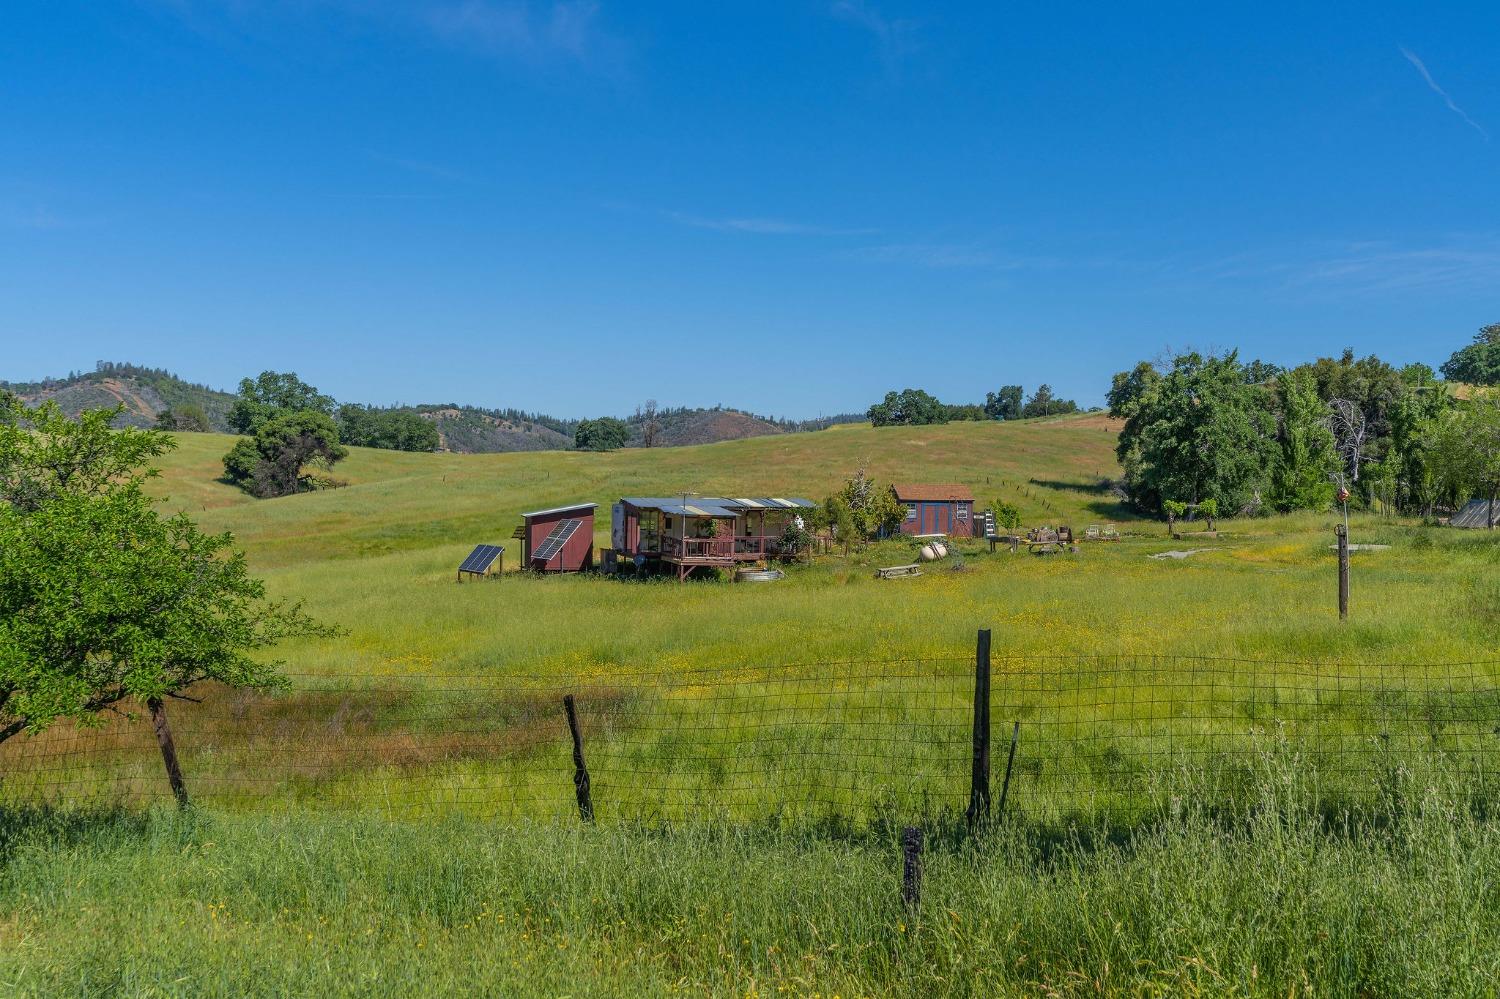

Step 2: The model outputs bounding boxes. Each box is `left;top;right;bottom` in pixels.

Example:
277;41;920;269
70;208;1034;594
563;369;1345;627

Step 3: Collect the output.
562;694;594;822
1336;523;1349;621
996;720;1020;822
147;697;189;808
901;826;924;910
966;629;992;825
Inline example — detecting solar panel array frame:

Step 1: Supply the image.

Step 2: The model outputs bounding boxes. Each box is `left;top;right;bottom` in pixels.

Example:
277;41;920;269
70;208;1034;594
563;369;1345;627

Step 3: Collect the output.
458;544;505;574
530;519;581;564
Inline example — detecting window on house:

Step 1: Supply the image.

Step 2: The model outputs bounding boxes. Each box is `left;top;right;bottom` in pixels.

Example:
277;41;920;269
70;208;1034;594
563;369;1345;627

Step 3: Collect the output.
664;516;673;530
905;504;917;522
957;505;969;521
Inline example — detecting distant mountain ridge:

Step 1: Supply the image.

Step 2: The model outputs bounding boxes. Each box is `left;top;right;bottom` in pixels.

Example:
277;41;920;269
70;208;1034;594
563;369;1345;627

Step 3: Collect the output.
3;363;864;453
2;362;239;431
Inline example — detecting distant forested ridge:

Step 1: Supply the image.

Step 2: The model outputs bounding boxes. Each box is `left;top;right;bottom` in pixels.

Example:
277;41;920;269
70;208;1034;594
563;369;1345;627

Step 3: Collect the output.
3;362;866;455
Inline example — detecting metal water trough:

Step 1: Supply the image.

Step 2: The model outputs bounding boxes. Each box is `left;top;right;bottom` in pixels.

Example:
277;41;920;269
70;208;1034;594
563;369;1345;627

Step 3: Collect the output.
734;568;786;583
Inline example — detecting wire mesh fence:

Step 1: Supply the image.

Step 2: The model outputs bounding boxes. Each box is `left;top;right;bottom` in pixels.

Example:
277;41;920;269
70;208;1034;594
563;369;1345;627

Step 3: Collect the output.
2;636;1497;825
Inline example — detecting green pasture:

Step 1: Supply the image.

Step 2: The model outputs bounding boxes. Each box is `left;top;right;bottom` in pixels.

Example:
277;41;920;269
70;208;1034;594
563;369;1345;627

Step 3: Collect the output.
3;756;1499;997
5;416;1499;826
6;416;1500;996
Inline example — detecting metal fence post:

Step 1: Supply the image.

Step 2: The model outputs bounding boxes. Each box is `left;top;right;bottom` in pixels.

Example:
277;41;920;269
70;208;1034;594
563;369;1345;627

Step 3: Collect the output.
901;826;924;910
967;629;992;824
997;720;1020;821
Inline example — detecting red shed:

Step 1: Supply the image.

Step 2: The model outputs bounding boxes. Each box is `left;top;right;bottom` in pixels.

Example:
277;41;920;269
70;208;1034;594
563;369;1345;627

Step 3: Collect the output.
521;503;596;573
891;484;976;537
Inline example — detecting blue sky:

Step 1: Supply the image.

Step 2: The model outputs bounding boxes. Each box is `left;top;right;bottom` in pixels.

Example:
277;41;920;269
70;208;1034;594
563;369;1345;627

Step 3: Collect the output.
3;2;1497;418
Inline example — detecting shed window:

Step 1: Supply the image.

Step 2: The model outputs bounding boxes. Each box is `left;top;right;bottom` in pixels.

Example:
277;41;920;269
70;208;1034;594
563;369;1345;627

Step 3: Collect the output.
664;516;674;530
957;505;969;522
905;504;917;522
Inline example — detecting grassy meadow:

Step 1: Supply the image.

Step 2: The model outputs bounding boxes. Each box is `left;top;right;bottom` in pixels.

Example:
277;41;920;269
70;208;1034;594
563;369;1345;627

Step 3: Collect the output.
5;414;1500;996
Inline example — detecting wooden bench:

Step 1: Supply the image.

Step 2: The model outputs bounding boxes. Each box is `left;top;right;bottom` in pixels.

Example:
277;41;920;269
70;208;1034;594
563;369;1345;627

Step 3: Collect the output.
874;563;923;579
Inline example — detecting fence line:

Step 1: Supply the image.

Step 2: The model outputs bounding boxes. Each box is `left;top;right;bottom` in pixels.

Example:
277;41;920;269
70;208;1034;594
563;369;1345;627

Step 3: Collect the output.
1;636;1497;824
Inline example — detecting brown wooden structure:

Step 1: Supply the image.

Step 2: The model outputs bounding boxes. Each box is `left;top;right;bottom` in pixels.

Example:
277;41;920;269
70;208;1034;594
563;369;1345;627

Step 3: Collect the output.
891;484;976;537
610;496;816;580
521;503;596;573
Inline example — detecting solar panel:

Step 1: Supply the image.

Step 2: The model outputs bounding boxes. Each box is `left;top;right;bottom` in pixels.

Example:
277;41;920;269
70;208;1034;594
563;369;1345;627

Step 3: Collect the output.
458;544;505;574
531;519;582;564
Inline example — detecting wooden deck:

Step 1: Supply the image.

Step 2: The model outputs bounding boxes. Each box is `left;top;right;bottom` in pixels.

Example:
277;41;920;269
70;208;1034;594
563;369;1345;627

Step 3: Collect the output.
659;536;789;579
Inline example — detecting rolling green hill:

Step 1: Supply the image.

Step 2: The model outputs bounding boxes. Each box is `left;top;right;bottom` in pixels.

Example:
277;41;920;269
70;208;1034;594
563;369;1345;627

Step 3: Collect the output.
141;411;1498;675
7;412;1500;997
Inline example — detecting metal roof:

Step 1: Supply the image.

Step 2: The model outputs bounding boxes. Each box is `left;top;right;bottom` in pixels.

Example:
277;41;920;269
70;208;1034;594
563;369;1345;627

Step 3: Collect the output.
521;502;598;519
891;483;976;503
620;496;815;516
1450;498;1499;529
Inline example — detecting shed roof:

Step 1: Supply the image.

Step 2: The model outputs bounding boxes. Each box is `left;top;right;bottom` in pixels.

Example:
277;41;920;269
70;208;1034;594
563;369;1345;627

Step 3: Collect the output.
620;496;815;517
891;483;976;503
1450;498;1499;529
521;502;598;519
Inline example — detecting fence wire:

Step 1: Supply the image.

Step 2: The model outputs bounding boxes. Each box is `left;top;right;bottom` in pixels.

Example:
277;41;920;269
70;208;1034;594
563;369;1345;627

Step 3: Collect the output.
1;652;1497;824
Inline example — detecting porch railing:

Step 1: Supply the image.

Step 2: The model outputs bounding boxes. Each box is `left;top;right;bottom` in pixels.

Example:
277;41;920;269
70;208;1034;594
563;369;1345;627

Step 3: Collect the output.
662;535;786;560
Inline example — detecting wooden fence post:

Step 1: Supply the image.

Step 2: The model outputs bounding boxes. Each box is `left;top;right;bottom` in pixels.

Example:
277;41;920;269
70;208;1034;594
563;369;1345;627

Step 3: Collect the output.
996;720;1020;821
1336;524;1349;621
562;694;594;822
966;629;992;825
147;697;189;808
901;826;924;910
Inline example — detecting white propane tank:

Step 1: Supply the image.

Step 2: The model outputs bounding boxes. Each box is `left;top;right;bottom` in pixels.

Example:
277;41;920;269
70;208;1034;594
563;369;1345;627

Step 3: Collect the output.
920;544;937;561
933;541;948;558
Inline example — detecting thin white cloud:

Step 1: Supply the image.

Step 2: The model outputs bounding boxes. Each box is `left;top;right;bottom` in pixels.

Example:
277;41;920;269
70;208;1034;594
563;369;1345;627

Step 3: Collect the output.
149;1;627;74
423;0;624;69
366;151;467;183
1203;236;1500;297
670;211;876;236
842;242;1039;271
830;0;916;75
1399;46;1489;141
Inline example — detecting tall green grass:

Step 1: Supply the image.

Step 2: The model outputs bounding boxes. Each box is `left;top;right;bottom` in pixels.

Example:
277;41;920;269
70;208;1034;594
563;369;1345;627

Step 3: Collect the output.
2;752;1497;997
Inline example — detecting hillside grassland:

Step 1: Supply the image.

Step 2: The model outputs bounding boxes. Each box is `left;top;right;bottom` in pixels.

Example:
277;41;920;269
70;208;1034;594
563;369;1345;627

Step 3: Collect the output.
137;416;1500;675
5;415;1500;997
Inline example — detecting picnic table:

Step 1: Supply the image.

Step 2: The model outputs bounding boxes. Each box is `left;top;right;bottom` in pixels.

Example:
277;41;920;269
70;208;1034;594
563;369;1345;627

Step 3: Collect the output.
1026;526;1075;554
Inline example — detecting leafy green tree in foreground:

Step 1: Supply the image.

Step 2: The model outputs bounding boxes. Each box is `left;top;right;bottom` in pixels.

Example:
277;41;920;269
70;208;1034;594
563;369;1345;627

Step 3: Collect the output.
0;399;331;797
1440;322;1500;387
574;417;630;451
223;410;348;498
228;370;336;435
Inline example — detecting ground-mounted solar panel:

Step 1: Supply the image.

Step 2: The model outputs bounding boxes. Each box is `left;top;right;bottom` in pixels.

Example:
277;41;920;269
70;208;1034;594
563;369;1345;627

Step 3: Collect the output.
530;519;582;564
458;544;505;574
